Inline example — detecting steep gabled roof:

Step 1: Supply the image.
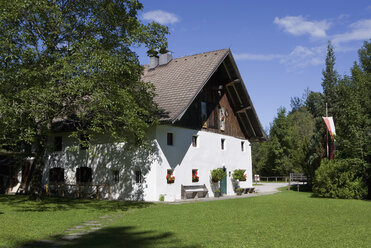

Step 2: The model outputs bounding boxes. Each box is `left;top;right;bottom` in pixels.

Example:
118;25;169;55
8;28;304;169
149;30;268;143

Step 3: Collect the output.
142;49;267;141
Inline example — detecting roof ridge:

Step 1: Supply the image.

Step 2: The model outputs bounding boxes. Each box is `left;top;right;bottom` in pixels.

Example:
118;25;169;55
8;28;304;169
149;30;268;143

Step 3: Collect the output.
173;48;229;60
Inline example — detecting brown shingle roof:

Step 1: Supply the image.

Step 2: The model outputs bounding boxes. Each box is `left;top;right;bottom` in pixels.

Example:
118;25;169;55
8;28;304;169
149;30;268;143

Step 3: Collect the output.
142;49;229;122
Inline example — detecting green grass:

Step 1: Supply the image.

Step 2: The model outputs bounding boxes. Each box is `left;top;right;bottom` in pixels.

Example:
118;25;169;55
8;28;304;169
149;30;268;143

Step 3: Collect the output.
1;190;370;248
0;195;151;248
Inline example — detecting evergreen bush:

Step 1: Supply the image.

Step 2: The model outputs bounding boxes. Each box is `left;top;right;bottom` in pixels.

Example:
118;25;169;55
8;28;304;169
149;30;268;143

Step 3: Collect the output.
313;158;368;199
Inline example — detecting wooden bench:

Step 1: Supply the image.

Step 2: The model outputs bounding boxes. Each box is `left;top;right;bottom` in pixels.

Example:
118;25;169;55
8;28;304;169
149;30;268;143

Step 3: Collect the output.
181;184;209;199
242;187;255;194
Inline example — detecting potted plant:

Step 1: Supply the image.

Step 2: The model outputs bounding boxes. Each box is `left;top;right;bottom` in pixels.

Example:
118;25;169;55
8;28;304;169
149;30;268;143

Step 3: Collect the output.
236;187;243;196
232;169;246;181
214;188;221;197
166;173;175;184
210;168;226;183
192;171;199;182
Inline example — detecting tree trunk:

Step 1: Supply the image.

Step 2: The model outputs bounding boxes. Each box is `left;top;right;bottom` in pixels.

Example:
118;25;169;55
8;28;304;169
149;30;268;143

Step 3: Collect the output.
29;135;47;200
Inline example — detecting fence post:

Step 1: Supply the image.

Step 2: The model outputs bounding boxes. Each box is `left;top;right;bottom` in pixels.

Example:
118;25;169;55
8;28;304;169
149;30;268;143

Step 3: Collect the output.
61;184;65;197
96;185;99;200
108;184;111;200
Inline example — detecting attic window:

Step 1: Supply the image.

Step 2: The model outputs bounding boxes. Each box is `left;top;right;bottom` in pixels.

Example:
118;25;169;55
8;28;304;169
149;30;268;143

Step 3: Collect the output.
221;139;225;150
167;133;173;146
192;135;198;147
241;141;245;152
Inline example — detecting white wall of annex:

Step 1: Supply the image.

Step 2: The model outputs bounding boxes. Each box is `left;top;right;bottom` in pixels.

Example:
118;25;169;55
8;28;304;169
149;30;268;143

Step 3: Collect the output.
154;125;252;201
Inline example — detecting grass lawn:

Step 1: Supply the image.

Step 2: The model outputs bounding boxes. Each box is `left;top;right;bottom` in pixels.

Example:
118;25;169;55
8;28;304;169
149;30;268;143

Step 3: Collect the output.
0;195;151;248
1;190;370;248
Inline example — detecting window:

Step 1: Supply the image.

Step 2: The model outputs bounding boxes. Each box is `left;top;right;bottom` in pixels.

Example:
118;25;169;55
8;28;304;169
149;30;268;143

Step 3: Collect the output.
76;167;92;184
113;170;119;183
166;169;174;183
201;101;207;123
135;170;142;183
79;134;89;150
221;139;225;150
54;136;62;152
167;133;173;146
192;135;198;147
192;169;199;182
49;168;64;183
241;141;245;152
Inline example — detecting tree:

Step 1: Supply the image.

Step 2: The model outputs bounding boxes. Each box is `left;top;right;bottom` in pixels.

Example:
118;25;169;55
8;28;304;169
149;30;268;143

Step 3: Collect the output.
321;41;338;114
0;0;169;197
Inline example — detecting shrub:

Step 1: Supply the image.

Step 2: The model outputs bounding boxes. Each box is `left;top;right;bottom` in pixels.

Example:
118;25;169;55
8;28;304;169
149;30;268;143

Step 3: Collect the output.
232;169;246;181
159;194;165;201
313;158;367;200
211;168;226;182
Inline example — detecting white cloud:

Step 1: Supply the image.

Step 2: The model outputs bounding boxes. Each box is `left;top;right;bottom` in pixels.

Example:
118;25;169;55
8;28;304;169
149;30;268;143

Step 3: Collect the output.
142;10;179;25
280;45;326;68
274;16;331;38
234;53;282;61
332;19;371;44
235;45;326;69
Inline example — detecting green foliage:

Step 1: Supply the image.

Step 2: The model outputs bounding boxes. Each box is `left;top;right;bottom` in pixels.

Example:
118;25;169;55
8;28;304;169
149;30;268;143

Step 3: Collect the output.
159;194;165;201
0;0;169;194
232;169;246;181
210;168;226;182
313;158;367;199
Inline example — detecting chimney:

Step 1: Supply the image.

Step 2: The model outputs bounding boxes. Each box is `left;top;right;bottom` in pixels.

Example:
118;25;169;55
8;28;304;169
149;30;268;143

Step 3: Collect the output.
149;56;159;69
159;53;172;66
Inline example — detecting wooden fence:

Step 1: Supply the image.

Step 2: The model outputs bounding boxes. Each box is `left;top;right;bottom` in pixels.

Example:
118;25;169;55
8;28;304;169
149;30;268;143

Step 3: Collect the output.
45;183;111;199
259;176;288;182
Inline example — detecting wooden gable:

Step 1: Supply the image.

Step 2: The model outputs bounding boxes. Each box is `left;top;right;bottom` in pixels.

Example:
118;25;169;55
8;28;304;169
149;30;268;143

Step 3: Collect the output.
174;59;246;139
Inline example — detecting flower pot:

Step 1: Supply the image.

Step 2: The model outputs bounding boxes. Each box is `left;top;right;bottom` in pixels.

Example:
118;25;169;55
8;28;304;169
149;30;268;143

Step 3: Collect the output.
214;192;221;197
236;191;242;196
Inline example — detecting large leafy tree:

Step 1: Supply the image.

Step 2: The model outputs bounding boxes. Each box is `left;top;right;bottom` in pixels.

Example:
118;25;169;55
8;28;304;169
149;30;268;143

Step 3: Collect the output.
0;0;168;195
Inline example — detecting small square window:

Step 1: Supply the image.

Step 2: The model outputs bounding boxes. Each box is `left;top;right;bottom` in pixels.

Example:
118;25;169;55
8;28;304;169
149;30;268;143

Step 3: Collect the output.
192;135;198;147
113;170;119;183
192;169;199;182
167;133;173;146
54;136;62;152
241;141;245;152
135;170;142;183
221;139;225;150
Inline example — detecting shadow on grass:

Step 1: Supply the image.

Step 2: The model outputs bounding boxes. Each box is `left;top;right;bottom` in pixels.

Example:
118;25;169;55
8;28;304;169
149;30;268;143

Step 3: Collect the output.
22;226;197;248
0;195;152;212
288;184;312;192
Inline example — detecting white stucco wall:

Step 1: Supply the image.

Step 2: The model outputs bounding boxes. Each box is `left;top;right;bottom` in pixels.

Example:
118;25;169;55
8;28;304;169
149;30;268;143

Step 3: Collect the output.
43;125;253;202
154;125;252;201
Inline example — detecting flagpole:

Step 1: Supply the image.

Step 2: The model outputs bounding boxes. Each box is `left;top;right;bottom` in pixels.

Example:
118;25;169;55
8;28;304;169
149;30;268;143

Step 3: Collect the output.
326;103;329;159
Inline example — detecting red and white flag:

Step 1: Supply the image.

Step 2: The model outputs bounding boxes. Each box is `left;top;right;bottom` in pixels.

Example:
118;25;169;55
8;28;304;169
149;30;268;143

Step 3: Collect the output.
322;117;336;137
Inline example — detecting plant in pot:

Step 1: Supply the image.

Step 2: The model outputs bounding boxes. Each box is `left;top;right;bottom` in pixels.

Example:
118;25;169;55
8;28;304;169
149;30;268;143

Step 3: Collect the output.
214;188;221;197
210;168;226;183
232;169;246;181
236;187;243;196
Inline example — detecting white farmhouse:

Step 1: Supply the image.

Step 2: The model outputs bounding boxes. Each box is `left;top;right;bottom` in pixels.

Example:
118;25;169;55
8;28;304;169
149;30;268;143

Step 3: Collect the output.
43;49;266;202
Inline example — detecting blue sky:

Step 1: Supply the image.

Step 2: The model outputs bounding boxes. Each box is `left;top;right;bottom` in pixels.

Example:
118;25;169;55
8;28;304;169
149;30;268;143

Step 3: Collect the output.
135;0;371;130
